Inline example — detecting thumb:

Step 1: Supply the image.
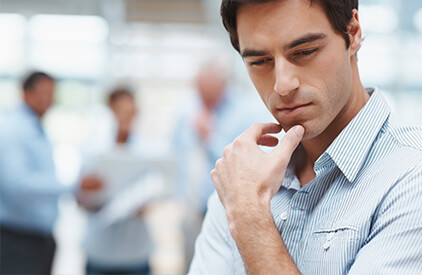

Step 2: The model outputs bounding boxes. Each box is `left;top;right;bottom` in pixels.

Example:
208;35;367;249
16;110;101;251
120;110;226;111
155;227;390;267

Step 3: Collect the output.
273;125;304;161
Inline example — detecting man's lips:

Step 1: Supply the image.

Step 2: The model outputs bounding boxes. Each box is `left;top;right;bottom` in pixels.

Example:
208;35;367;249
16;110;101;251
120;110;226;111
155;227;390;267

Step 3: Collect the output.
277;103;312;116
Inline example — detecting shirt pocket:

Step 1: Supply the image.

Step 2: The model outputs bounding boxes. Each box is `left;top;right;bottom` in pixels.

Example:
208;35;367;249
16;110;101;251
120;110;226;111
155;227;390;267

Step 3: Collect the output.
300;225;363;274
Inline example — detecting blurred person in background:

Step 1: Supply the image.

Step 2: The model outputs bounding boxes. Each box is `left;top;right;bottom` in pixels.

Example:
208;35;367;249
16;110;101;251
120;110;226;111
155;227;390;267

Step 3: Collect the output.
77;88;165;275
172;55;270;267
0;71;71;274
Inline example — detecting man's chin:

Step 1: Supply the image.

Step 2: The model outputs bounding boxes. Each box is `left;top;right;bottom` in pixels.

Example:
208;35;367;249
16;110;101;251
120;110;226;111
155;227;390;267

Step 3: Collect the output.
300;126;325;141
278;122;321;141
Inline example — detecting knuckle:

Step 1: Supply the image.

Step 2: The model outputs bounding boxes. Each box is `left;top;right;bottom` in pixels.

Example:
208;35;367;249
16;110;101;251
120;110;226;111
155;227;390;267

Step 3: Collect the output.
210;169;220;186
249;122;262;134
222;146;231;157
210;169;216;179
215;158;222;169
251;122;263;129
232;137;243;148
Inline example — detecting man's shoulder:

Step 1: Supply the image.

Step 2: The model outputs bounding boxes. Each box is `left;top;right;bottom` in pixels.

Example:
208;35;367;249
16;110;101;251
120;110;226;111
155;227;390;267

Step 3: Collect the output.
365;119;422;190
0;109;42;146
0;109;21;136
351;116;422;197
382;117;422;152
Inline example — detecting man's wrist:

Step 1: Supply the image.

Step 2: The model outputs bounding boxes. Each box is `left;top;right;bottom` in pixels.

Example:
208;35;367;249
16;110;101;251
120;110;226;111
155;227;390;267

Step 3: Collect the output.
225;201;301;274
226;201;273;239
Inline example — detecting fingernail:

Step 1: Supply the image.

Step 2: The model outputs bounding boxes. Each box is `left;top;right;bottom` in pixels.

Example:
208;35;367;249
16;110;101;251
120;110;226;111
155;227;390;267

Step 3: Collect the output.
293;125;305;137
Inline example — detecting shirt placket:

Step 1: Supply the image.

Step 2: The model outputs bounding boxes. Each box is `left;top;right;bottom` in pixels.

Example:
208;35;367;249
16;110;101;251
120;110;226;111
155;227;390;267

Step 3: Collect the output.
281;188;312;262
281;155;336;263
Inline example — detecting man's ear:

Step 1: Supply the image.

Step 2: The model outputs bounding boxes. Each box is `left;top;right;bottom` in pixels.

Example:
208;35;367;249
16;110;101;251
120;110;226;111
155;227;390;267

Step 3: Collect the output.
347;9;362;57
23;90;31;103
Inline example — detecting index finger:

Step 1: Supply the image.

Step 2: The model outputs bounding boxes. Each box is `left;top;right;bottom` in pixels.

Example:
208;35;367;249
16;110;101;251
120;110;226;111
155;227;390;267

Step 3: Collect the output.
240;122;282;142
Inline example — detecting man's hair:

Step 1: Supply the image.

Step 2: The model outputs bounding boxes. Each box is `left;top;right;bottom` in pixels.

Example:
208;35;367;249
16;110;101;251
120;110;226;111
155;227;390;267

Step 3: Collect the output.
108;87;134;106
22;71;54;92
221;0;359;53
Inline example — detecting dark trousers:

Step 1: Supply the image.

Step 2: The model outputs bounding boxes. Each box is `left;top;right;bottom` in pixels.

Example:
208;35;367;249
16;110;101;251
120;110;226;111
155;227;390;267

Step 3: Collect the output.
0;225;56;275
86;261;151;275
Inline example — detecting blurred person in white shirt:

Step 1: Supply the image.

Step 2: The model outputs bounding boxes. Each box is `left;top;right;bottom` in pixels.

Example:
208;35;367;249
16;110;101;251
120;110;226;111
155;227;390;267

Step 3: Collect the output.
78;88;166;275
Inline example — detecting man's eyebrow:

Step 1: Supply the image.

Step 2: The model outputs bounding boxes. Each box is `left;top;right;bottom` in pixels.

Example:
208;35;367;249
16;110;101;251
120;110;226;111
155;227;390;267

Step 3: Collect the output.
240;49;270;58
240;33;327;58
286;33;327;50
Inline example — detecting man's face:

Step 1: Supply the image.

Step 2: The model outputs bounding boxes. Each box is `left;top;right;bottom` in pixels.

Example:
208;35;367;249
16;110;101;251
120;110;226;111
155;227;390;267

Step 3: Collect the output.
110;96;137;134
197;70;226;109
25;78;55;117
237;0;356;140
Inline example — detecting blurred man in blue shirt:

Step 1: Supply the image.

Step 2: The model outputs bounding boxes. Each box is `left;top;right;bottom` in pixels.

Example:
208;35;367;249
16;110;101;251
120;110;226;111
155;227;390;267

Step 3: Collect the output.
0;71;69;274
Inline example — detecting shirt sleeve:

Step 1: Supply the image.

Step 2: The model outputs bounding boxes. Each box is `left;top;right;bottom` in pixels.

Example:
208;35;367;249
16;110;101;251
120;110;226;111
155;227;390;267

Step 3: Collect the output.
188;192;243;275
348;161;422;274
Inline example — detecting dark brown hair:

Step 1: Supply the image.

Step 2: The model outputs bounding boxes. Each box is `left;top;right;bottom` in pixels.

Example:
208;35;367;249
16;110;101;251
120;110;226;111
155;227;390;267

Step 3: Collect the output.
108;88;134;106
22;71;54;92
221;0;359;53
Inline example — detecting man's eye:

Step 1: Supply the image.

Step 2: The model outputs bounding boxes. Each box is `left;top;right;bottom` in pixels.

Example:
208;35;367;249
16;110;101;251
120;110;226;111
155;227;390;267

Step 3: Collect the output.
250;58;271;66
294;48;318;57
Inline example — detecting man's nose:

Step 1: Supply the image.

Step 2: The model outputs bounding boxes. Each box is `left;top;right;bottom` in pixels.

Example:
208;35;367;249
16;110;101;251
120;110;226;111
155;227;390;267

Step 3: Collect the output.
273;59;300;96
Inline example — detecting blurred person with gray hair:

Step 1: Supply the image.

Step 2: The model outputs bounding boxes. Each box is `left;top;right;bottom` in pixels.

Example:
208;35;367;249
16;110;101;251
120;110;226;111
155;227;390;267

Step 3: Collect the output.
172;54;271;267
0;71;71;274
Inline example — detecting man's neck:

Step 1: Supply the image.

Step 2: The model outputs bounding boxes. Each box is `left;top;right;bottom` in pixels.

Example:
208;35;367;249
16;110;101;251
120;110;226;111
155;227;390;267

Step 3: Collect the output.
297;84;370;186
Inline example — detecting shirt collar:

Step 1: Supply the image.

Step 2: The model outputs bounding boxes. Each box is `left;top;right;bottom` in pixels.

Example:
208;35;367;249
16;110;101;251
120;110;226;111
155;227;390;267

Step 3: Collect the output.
317;87;390;182
21;102;40;119
20;102;45;135
283;158;302;190
282;87;390;189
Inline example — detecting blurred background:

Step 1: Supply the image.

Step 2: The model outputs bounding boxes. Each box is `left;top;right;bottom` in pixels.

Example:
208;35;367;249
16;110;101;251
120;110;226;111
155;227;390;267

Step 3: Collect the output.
0;0;421;274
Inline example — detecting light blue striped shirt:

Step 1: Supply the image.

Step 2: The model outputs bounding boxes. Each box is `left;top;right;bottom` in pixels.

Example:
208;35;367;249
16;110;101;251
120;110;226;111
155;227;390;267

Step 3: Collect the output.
189;88;422;274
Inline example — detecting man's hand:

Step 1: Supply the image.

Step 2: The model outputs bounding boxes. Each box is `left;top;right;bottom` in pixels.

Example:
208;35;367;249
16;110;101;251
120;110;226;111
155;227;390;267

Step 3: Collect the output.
76;175;104;211
80;175;103;192
211;123;304;219
210;123;304;274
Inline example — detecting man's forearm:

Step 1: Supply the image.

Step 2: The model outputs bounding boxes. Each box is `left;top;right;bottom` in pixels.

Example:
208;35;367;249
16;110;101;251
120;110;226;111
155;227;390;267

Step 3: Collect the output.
227;205;301;275
211;123;304;274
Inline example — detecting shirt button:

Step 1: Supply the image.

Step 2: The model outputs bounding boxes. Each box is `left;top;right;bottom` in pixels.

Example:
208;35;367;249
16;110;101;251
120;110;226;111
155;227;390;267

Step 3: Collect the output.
323;241;331;250
279;212;288;221
326;232;335;241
